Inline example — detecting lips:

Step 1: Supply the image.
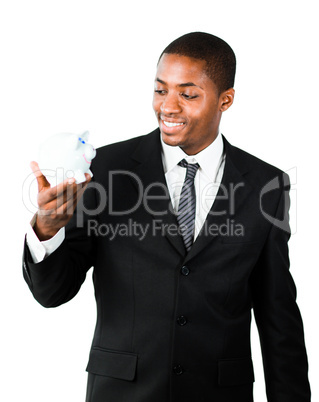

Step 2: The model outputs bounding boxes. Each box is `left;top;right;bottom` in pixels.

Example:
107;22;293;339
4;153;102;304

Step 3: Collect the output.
160;116;186;132
163;121;184;127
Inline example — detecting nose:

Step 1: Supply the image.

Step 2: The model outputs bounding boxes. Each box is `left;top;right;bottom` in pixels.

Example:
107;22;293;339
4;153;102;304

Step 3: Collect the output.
160;92;182;115
85;145;96;160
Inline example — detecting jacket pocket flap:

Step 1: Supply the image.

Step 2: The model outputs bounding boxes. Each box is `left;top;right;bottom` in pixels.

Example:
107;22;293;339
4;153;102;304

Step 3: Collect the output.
86;347;138;381
218;357;254;387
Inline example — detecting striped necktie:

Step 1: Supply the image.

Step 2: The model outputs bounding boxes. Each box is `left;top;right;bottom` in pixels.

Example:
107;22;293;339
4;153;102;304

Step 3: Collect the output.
177;159;200;251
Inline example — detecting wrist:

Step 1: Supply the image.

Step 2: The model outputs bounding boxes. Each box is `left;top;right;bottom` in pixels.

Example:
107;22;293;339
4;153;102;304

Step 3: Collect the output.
34;216;59;241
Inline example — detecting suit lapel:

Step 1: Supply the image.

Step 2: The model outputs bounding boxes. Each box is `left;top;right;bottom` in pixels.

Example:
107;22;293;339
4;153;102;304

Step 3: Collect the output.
128;130;254;261
130;129;185;256
184;137;253;263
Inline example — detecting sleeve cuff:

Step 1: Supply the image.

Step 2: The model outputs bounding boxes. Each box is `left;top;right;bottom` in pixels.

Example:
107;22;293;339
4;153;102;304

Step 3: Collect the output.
26;215;65;263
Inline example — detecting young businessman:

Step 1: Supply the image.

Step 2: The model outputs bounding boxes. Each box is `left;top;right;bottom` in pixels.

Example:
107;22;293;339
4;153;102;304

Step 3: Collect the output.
23;32;311;401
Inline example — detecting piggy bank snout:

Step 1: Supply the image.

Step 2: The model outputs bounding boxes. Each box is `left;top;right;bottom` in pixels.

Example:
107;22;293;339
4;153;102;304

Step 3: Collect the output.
85;145;96;161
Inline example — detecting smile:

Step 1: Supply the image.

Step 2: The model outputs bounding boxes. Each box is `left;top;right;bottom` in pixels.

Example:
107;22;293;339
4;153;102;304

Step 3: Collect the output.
83;154;91;164
163;121;184;127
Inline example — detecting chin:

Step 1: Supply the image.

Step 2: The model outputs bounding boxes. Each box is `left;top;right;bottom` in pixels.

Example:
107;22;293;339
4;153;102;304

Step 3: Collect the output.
161;132;183;148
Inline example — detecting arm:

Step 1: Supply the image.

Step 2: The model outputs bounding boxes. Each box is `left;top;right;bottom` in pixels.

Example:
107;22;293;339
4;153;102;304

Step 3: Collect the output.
26;215;65;263
23;162;95;308
251;179;311;401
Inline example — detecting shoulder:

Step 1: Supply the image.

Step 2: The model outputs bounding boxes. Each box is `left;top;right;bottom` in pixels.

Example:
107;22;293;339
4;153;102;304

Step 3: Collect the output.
91;128;159;171
224;136;289;188
95;133;150;160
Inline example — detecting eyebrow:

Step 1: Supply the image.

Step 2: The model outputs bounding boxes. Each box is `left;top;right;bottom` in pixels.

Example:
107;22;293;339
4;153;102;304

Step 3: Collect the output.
156;78;202;89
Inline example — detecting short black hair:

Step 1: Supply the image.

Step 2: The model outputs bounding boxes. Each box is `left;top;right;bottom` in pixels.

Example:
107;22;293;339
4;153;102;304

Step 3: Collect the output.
159;32;236;94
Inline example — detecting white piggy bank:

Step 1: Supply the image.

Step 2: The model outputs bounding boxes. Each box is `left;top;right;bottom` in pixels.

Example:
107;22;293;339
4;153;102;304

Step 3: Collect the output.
38;131;96;185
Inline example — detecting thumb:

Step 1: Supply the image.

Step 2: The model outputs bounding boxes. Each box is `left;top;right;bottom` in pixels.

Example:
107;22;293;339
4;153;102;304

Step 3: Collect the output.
30;161;51;192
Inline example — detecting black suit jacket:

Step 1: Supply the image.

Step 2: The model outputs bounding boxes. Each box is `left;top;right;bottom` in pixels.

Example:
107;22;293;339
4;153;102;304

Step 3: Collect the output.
23;129;310;402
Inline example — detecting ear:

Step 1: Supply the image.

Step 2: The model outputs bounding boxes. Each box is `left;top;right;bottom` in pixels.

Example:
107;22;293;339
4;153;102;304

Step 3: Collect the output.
219;88;235;112
81;130;90;141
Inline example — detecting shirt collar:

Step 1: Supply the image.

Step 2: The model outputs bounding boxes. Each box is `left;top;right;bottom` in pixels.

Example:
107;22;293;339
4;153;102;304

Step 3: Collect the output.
161;132;224;182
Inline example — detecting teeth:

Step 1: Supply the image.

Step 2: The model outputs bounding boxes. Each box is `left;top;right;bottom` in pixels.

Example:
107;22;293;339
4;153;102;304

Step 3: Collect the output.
163;121;184;127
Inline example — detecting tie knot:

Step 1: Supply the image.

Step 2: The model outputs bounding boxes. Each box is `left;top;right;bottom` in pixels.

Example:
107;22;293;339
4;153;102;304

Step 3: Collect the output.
178;159;200;180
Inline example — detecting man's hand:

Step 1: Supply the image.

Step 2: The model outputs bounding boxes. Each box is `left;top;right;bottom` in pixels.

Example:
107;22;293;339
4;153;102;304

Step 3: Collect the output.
30;161;92;241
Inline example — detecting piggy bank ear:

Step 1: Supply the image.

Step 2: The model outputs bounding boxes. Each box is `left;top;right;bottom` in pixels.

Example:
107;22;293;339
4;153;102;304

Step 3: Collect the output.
68;134;80;149
81;130;90;141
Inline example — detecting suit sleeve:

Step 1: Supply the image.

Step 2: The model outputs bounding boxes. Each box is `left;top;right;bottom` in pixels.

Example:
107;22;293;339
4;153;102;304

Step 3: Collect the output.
23;182;98;308
251;175;311;401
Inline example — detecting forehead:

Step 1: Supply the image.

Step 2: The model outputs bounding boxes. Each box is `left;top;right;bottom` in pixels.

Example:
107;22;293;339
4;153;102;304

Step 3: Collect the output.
156;53;211;87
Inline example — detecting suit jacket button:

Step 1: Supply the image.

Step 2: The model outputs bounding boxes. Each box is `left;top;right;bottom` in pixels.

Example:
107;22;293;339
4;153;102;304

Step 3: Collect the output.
181;266;190;276
177;316;187;326
173;365;184;375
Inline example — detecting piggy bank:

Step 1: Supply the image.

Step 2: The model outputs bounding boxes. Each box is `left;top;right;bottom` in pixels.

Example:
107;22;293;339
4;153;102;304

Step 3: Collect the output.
38;131;96;185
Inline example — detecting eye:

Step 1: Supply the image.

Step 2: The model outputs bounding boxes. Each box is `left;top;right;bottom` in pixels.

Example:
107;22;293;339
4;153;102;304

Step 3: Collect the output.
181;93;198;100
154;89;166;95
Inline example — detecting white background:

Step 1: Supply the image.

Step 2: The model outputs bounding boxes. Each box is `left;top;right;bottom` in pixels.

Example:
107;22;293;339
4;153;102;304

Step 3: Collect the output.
1;0;318;400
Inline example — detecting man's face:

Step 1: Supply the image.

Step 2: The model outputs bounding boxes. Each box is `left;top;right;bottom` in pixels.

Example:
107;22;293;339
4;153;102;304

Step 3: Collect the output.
153;53;233;155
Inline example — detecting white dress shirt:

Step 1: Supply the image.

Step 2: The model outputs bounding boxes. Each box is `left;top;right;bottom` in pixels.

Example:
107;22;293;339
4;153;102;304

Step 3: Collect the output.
26;133;225;262
27;214;65;263
161;133;225;240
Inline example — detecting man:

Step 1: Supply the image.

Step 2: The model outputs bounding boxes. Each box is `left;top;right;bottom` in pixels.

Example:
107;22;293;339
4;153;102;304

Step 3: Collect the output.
23;32;311;401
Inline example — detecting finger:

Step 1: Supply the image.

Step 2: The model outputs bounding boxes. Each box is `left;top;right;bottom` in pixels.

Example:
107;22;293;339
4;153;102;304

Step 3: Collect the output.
40;177;76;204
37;173;91;211
84;173;92;183
57;179;90;214
30;161;51;192
60;176;91;204
38;179;85;211
55;182;84;210
47;174;90;199
78;175;91;192
37;182;90;224
76;174;92;190
54;194;81;217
